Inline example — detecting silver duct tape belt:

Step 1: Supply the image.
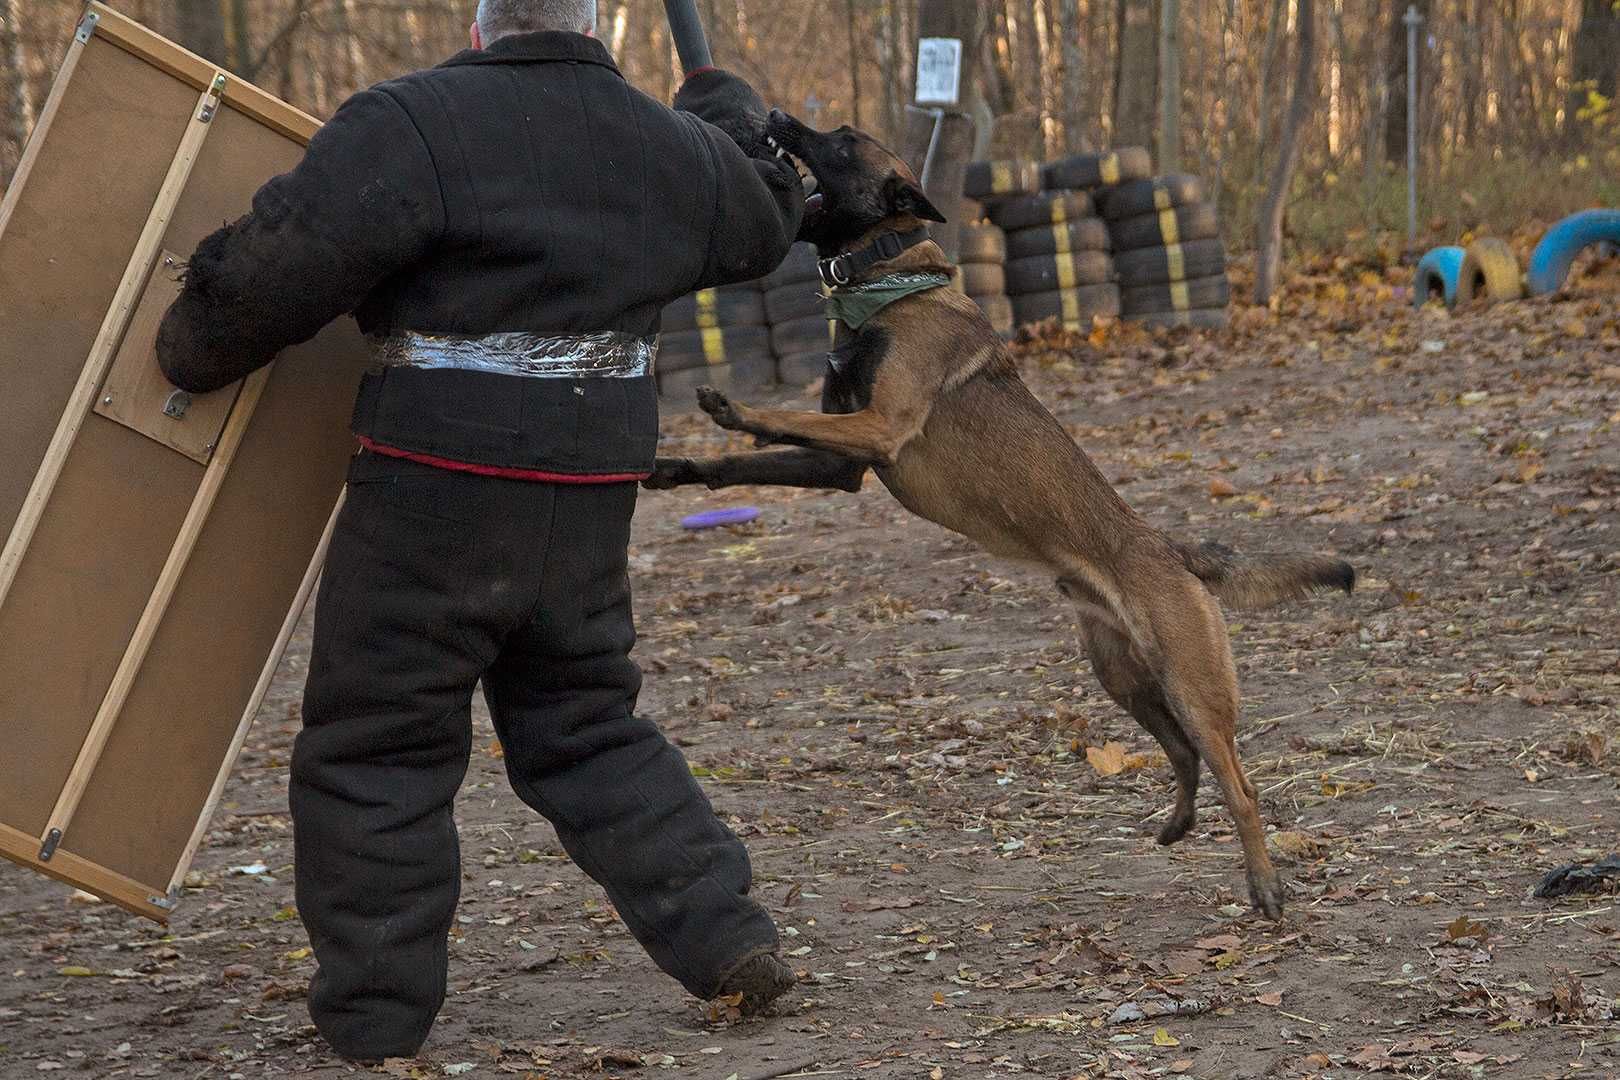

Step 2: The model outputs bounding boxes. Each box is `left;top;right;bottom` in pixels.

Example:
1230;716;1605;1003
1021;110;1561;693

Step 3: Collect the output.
371;330;657;378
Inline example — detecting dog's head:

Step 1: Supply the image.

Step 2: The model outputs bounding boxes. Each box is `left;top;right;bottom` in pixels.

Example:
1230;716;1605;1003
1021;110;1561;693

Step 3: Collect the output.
765;110;946;254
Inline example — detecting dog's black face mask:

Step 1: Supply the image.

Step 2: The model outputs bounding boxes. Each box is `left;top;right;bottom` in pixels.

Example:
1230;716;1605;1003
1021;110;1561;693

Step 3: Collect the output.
764;110;946;255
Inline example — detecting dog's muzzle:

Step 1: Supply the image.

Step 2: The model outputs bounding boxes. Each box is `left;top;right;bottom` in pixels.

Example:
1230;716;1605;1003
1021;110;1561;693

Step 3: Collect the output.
371;330;657;379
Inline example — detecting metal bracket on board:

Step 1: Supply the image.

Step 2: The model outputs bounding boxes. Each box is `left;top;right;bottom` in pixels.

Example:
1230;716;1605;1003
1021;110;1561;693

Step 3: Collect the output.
75;10;100;44
198;74;226;123
39;828;62;862
146;891;179;912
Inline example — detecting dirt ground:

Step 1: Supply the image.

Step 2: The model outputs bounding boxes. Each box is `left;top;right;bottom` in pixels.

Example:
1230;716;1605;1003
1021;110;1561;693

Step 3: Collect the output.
2;262;1618;1080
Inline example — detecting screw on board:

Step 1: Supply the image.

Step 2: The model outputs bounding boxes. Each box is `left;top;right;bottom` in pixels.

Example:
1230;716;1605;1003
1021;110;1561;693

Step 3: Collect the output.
39;828;62;861
162;390;191;420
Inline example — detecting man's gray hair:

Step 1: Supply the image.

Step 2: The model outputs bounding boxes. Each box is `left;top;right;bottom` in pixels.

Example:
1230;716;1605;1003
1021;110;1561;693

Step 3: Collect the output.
476;0;597;41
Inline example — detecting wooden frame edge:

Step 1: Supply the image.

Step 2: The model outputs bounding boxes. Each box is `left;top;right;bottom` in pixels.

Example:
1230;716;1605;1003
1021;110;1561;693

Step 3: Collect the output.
87;3;320;146
0;821;171;922
165;492;345;896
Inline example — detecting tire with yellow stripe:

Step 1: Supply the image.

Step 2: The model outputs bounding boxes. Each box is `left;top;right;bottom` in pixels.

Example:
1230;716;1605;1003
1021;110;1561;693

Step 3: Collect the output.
1004;217;1111;260
961;262;1007;296
1041;147;1153;191
777;351;832;388
1134;308;1231;330
987;190;1093;232
1012;283;1121;329
960;222;1008;264
656;325;772;376
660;284;767;333
770;314;836;359
1455;237;1524;303
1109;202;1220;252
974;294;1016;337
1098;174;1205;221
1005;250;1114;295
964;159;1044;200
762;241;821;291
765;282;828;324
1120;274;1230;317
658;350;778;401
1113;237;1227;287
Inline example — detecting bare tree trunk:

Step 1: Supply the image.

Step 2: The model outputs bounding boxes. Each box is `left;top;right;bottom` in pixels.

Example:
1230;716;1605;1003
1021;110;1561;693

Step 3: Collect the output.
1113;0;1156;149
175;0;229;66
1256;0;1315;306
899;0;987;260
846;0;863;127
0;0;30;187
1157;0;1181;170
882;0;902;142
1571;0;1620;142
1059;0;1088;151
1384;0;1428;163
1255;0;1287;164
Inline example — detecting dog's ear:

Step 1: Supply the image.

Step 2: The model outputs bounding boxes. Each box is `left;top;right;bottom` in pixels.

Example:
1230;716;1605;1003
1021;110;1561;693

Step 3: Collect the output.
884;174;948;223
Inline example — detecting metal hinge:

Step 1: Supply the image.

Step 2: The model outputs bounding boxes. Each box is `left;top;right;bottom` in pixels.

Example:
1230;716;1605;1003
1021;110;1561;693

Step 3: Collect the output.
147;891;179;912
39;828;62;862
197;73;227;123
74;10;99;44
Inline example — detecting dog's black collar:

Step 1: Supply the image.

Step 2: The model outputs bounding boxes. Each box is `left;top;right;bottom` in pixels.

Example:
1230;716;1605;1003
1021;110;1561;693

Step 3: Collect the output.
818;227;932;289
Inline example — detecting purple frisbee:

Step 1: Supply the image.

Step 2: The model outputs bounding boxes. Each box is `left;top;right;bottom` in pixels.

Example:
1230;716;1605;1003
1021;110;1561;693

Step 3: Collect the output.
681;506;761;530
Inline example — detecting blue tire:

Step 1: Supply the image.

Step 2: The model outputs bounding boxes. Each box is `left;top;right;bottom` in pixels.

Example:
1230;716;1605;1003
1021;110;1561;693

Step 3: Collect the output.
1413;246;1465;308
1527;210;1620;296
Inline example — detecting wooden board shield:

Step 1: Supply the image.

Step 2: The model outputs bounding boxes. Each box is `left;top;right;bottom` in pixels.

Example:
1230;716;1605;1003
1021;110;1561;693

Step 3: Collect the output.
0;4;368;921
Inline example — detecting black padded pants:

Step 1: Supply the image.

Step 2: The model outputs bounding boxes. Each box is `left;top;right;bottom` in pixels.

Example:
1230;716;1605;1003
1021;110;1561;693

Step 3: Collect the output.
290;450;777;1060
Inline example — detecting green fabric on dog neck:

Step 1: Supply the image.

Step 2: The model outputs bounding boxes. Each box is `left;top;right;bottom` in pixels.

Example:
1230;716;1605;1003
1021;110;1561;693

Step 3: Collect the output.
823;271;953;330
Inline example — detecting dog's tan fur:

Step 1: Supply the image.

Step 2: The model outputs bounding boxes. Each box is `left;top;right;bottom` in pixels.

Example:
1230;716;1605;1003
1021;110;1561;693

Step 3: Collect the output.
658;130;1354;918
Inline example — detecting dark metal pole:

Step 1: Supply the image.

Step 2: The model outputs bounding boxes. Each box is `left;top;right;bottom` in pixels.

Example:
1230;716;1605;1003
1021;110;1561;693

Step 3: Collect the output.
663;0;714;76
1404;4;1423;245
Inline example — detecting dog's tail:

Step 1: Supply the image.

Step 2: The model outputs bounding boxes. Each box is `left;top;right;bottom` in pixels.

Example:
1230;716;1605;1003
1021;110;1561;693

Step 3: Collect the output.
1177;540;1355;610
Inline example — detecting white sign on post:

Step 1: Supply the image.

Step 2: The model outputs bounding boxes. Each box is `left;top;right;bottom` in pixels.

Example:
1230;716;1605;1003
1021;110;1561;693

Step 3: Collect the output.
914;37;963;106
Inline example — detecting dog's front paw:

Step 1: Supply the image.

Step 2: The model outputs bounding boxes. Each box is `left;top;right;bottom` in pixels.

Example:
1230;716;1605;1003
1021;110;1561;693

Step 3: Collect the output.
696;386;744;430
643;457;703;490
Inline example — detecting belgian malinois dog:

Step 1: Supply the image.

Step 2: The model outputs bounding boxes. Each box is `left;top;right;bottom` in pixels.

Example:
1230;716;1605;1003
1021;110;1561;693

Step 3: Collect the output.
647;110;1355;919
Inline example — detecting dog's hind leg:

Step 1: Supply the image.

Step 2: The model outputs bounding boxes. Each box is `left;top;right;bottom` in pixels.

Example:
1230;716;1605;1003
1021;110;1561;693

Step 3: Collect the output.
1154;586;1284;919
1078;620;1202;846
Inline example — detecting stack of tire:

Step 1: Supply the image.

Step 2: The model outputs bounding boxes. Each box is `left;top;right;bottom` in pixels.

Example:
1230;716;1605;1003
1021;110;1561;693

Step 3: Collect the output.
763;242;833;388
957;200;1014;337
656;281;774;401
969;151;1153;333
1099;173;1230;329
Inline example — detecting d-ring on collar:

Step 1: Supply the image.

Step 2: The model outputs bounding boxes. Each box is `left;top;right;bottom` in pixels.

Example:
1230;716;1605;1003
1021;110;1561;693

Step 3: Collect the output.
818;226;933;289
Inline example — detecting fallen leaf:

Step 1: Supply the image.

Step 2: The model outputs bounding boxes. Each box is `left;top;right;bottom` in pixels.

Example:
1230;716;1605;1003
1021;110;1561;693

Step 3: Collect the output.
56;966;94;977
1256;991;1284;1007
1086;742;1128;776
1446;914;1489;943
1268;831;1322;859
1208;477;1238;498
1153;1027;1180;1047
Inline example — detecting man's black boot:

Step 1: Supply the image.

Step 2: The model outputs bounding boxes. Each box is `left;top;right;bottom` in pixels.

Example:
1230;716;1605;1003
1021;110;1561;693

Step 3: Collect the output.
715;952;797;1015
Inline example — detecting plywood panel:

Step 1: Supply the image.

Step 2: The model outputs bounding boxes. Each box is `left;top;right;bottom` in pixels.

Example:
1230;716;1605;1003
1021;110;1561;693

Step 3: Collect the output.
72;320;365;885
0;418;200;836
0;10;370;918
0;40;193;540
67;111;365;886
